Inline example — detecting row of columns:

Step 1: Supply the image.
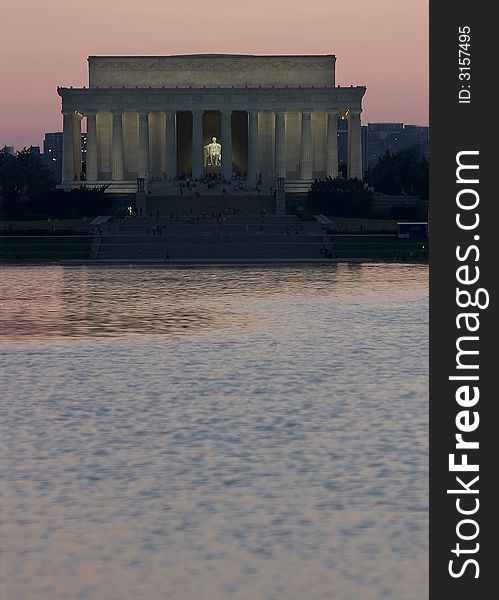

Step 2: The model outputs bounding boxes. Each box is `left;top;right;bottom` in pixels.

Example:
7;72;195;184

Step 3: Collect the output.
62;108;363;183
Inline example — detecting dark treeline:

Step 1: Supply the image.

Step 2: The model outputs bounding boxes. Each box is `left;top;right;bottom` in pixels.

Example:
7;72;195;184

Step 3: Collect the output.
308;177;373;217
0;148;54;200
0;148;114;218
307;145;429;219
366;145;429;200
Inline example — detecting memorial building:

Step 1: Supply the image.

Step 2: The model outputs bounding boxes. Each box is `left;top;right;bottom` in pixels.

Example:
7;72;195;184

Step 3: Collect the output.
58;54;366;195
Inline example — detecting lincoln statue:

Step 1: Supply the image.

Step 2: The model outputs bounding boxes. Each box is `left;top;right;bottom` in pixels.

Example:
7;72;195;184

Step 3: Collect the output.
204;136;222;167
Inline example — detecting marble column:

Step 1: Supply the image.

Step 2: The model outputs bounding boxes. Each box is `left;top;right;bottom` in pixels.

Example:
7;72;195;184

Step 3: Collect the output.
192;110;204;179
347;109;363;179
138;111;150;179
247;110;259;182
72;112;82;181
274;110;286;180
300;110;313;180
62;112;75;183
165;111;177;179
86;112;98;182
111;110;124;181
326;110;339;178
221;109;233;180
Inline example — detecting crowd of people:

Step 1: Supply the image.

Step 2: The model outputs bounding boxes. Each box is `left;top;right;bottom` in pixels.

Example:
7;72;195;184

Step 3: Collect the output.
144;171;274;197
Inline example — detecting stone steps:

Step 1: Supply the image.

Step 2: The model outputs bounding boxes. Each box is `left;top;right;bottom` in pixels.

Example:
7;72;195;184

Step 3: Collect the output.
92;214;329;261
99;233;328;244
143;194;276;214
123;214;300;224
97;242;326;260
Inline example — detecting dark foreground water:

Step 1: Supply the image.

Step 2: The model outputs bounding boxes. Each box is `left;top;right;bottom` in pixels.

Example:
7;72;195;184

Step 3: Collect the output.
0;265;428;600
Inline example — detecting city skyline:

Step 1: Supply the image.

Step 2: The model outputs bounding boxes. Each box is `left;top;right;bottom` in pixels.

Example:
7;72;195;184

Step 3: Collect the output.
0;0;428;149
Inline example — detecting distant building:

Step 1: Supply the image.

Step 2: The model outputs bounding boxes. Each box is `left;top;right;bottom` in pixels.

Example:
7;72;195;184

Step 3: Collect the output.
1;145;15;155
43;132;63;182
42;132;85;184
364;123;429;172
337;117;348;176
320;119;428;179
402;125;429;156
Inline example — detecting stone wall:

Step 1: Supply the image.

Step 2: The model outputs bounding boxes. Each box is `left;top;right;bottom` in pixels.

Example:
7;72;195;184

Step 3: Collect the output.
88;55;336;88
372;192;427;212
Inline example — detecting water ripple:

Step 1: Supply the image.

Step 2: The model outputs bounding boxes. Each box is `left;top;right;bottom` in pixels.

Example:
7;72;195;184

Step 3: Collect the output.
0;264;428;600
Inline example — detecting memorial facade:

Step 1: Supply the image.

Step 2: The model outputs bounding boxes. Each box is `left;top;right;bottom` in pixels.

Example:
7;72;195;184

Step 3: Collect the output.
58;55;366;192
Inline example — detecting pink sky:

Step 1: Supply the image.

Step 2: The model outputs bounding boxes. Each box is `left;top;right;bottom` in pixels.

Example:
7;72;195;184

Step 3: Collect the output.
0;0;428;150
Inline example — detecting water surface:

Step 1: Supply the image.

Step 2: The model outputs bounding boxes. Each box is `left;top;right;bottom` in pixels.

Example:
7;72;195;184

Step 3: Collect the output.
0;265;428;600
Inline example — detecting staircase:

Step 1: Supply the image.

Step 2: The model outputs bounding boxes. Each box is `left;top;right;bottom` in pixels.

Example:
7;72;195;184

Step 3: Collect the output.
92;215;332;263
142;194;276;216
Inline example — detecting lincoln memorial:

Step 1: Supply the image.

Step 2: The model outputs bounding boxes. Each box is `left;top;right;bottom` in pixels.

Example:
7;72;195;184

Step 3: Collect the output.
58;54;366;194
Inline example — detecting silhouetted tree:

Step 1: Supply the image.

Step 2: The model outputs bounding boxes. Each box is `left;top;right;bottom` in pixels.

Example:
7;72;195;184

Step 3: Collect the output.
1;148;116;218
29;186;113;218
366;145;429;200
308;177;373;217
0;147;54;200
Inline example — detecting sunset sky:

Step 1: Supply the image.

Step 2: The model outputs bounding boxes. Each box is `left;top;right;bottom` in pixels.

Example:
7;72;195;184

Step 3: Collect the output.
0;0;428;149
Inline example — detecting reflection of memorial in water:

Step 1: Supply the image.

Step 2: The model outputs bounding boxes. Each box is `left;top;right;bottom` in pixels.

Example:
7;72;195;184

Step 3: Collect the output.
0;265;429;342
0;267;67;339
0;268;228;340
58;269;225;338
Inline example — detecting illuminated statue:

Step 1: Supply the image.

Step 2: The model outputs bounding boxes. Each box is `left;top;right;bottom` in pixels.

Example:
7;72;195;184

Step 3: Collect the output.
203;136;222;167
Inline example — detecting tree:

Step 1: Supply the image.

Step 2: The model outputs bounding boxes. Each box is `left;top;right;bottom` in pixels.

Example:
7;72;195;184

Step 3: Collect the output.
0;147;54;200
0;149;17;199
366;145;429;200
1;148;116;218
29;186;113;218
308;177;373;217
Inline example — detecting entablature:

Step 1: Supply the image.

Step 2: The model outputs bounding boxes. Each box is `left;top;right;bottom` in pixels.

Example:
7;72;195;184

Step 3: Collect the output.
58;85;366;114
